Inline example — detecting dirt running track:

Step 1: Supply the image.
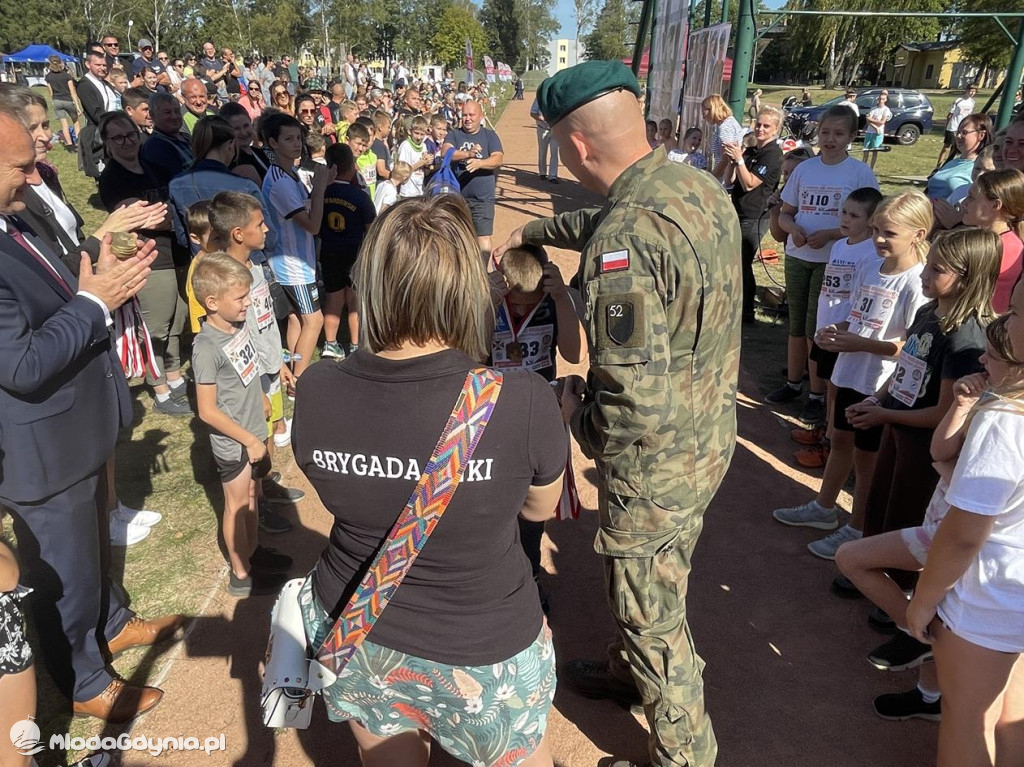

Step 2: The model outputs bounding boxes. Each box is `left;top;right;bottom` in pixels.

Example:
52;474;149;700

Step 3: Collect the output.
115;97;936;766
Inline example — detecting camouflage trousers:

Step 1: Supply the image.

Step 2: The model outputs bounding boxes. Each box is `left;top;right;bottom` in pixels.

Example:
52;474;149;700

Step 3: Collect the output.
596;490;717;767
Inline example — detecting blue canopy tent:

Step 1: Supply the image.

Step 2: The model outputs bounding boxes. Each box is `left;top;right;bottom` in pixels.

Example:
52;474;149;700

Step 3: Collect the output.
2;44;80;84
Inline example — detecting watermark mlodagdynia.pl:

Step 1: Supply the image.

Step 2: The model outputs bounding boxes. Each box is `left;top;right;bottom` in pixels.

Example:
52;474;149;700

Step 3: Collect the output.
11;717;227;757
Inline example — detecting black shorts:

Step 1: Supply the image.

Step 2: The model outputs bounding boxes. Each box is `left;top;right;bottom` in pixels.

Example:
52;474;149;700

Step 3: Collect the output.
833;386;884;452
321;252;358;293
465;197;495;237
281;282;321;315
943;129;957;147
216;453;250;482
809;342;839;381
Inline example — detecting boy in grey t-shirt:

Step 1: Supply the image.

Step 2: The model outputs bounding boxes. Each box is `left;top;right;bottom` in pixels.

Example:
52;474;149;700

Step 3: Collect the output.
209;191;304;535
192;253;290;597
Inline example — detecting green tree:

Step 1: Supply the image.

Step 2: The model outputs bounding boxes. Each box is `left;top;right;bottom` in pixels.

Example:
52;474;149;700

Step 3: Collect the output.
518;0;558;69
583;0;630;61
432;5;488;68
960;0;1023;73
781;0;946;88
480;0;521;69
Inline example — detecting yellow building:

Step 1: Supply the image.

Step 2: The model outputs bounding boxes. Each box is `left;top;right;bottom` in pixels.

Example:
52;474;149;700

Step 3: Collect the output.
888;41;993;90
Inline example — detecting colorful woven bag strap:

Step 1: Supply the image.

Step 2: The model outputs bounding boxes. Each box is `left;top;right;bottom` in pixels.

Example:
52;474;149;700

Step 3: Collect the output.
315;368;503;673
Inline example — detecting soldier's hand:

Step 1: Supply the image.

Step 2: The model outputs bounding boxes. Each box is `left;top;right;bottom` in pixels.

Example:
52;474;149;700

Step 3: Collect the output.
492;226;525;261
559;374;586;423
540;262;567;296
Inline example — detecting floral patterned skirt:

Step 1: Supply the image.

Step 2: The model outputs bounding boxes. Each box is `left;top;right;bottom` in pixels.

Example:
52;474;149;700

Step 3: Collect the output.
0;588;33;677
299;577;556;767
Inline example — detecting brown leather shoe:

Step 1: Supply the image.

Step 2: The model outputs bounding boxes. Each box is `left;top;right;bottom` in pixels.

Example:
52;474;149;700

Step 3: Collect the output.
107;614;185;656
73;679;164;722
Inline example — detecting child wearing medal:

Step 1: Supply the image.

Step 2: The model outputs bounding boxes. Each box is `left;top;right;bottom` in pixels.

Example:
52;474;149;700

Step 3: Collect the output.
490;244;586;612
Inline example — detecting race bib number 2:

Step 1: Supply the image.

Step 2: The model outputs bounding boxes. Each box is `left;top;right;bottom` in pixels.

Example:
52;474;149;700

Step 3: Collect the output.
888;351;927;407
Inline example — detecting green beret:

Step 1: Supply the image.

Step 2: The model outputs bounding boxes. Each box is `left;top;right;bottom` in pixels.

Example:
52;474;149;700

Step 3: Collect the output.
537;61;641;127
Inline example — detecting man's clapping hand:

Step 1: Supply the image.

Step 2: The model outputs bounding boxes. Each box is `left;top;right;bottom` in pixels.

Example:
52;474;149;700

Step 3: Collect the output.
78;234;157;312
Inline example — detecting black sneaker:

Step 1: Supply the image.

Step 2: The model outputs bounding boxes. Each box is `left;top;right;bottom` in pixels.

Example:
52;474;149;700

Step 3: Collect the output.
264;471;282;485
868;631;933;672
874;687;941;722
154;396;193;417
830;575;863;599
799;396;826;424
258;503;292;534
869;606;897;634
227;571;286;597
251;545;292;574
262;480;305;505
765;383;802;404
562;659;641;707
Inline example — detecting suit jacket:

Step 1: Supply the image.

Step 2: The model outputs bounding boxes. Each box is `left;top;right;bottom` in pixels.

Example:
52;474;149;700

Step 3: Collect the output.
0;221;132;504
19;168;101;277
76;76;116;178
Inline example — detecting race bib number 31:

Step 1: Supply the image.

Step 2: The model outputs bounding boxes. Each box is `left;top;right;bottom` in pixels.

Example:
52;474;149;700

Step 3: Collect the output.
848;284;898;337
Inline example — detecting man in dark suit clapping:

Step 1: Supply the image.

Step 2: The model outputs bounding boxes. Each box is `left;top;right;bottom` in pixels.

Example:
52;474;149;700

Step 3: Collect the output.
0;108;183;722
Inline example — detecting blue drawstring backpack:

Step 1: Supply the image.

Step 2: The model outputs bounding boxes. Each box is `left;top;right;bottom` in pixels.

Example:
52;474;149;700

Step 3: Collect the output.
425;148;462;197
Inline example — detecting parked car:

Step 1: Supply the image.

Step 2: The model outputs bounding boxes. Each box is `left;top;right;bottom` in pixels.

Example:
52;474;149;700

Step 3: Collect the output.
784;88;934;146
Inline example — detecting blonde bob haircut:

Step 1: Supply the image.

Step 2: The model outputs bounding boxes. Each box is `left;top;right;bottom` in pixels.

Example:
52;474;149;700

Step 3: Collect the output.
873;192;933;263
927;228;999;334
701;94;732;124
354;195;491;359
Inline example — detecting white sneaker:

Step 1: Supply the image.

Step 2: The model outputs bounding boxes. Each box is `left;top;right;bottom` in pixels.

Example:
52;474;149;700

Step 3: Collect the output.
109;516;150;546
807;524;862;560
772;500;839;530
113;503;162;527
273;417;292;448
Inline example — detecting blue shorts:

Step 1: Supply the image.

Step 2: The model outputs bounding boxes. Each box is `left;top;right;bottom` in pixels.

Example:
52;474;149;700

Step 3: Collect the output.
282;282;321;315
864;132;884;150
300;577;555;766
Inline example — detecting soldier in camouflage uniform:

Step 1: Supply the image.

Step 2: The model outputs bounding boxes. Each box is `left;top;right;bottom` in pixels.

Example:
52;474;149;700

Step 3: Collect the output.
495;61;741;767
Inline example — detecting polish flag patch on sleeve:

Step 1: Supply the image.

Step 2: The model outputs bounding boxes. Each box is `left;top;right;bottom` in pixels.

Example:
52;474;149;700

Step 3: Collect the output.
600;250;630;273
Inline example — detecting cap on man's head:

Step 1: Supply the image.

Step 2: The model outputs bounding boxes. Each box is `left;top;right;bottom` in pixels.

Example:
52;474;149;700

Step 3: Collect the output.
138;38;154;50
537;60;640;127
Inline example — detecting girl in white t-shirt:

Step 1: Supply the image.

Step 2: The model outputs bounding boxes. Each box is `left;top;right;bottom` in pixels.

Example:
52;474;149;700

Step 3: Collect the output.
905;285;1024;765
771;106;878;423
773;193;929;550
373;161;411;214
833;230;1002;720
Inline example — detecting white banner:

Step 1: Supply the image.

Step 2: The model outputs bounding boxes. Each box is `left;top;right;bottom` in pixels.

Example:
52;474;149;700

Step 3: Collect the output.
680;23;732;156
647;0;689;125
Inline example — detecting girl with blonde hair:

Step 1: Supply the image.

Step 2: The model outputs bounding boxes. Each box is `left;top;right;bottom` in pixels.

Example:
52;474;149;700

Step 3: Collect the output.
773;192;931;559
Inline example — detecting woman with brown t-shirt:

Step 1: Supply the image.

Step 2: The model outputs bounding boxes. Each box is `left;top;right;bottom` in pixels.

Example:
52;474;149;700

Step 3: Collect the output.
292;195;566;767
